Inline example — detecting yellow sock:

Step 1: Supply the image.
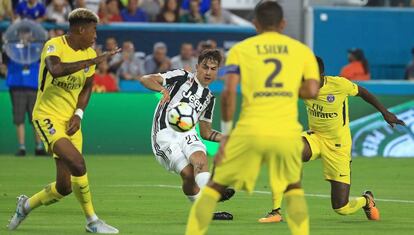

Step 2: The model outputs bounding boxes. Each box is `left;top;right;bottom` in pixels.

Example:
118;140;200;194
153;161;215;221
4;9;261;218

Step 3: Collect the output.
334;197;367;215
285;189;309;235
71;174;96;219
28;182;64;210
272;191;283;210
185;186;221;235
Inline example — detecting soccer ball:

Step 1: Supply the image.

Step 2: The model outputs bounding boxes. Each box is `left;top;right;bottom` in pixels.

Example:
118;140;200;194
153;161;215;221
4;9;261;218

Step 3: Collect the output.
168;102;197;132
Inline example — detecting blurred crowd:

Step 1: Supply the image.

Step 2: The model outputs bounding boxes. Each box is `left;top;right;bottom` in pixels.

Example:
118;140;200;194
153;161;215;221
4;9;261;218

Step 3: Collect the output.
0;0;244;25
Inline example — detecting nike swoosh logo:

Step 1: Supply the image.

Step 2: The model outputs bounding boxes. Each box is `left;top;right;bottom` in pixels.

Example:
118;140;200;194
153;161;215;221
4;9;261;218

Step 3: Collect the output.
339;174;348;177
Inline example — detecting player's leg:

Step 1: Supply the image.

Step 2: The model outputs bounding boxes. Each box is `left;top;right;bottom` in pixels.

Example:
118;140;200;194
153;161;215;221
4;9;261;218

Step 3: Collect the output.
269;137;308;235
189;150;210;188
322;141;379;220
10;89;27;156
53;137;118;233
260;135;315;223
180;164;200;201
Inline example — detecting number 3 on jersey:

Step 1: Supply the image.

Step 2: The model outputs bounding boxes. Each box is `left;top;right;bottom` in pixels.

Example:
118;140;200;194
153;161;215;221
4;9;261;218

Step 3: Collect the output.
264;58;283;88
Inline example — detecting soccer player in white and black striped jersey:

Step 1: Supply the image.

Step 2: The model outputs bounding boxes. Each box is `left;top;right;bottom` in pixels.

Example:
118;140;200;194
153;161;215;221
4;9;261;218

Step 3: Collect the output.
140;49;234;220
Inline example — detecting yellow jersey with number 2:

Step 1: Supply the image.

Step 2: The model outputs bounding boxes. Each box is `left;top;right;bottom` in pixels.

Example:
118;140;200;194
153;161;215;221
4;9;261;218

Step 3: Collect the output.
225;32;319;137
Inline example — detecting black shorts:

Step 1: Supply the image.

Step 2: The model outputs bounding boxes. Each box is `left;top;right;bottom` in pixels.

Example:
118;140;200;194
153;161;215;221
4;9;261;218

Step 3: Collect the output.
9;88;38;125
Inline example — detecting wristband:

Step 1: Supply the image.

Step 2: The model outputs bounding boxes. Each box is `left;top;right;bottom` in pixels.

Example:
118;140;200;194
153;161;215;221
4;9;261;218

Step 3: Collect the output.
74;108;84;120
220;120;233;136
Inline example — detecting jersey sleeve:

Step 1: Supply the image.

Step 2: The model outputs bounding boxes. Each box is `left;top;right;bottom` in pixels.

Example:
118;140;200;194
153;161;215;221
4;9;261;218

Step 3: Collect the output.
302;46;319;81
199;96;215;123
43;38;62;59
224;45;240;75
85;48;97;78
339;76;359;96
159;69;188;86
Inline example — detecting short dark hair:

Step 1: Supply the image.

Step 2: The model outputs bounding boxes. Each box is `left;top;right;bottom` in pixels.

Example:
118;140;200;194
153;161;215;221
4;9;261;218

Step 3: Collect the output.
254;0;283;28
198;49;222;65
68;8;99;26
316;56;324;74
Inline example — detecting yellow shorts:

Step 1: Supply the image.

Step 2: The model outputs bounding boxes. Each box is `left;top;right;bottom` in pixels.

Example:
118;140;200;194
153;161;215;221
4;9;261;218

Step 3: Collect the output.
213;135;303;194
33;116;83;158
302;131;351;184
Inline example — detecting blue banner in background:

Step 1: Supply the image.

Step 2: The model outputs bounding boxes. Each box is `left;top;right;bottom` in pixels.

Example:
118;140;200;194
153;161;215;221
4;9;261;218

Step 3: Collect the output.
313;7;414;80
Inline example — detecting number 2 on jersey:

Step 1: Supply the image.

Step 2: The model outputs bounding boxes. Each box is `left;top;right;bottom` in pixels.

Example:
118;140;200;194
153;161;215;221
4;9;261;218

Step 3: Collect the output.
264;58;283;88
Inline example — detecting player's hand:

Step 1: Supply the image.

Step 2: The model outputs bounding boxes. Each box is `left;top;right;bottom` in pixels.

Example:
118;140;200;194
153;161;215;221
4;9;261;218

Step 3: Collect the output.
160;88;170;104
93;47;122;64
66;115;81;136
214;136;229;165
382;111;405;127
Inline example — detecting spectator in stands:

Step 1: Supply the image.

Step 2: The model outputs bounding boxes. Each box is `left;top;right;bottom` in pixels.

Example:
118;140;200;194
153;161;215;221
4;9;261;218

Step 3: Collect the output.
171;42;197;71
93;60;119;92
117;41;146;80
140;0;163;22
340;48;371;81
144;42;171;73
105;37;122;73
4;28;47;156
82;0;105;14
121;0;149;22
205;0;234;24
181;0;210;14
48;28;65;38
180;0;206;23
15;0;47;22
405;48;414;80
99;0;122;23
46;0;71;23
0;0;15;21
73;0;86;8
156;0;180;23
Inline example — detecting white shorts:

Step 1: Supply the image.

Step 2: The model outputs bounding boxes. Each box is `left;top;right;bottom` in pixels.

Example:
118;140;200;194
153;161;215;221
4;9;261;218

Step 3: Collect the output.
151;128;206;174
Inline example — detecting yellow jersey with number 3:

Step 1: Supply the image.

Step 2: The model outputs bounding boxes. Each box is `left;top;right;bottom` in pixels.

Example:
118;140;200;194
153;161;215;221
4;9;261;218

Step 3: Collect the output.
225;32;319;137
305;76;359;140
33;35;96;121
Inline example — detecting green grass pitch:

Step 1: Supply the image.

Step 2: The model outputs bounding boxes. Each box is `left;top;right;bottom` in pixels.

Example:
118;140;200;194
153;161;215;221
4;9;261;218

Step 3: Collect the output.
1;155;414;235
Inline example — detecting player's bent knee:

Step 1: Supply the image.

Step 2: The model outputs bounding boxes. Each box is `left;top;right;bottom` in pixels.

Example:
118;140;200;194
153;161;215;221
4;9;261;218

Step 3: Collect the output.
56;186;72;196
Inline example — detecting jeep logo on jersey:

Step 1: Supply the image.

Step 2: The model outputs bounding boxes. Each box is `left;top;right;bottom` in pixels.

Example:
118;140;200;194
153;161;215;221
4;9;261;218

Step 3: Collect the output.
182;90;208;112
52;75;82;91
327;94;335;103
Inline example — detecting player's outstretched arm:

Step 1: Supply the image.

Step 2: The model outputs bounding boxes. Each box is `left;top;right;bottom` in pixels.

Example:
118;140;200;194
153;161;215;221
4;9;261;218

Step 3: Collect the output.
199;120;222;142
357;86;406;127
45;48;121;78
139;74;170;103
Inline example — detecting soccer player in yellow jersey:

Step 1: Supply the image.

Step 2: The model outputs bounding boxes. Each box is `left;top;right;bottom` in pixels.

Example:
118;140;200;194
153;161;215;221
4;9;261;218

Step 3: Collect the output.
8;8;121;234
259;56;405;223
185;1;320;235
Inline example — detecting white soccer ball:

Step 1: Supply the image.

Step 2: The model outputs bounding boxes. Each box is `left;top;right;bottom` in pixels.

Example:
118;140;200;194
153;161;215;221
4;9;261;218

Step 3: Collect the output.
168;102;197;132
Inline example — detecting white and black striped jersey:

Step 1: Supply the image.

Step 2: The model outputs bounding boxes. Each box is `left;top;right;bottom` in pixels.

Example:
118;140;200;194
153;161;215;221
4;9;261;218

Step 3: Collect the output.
152;69;216;135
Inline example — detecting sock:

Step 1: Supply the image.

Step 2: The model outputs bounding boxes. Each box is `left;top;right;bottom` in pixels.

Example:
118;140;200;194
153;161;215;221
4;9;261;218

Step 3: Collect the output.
195;172;211;188
187;192;201;202
334;197;367;215
27;182;64;213
19;144;26;150
36;142;44;150
185;186;220;235
71;174;97;221
272;191;283;210
285;189;309;235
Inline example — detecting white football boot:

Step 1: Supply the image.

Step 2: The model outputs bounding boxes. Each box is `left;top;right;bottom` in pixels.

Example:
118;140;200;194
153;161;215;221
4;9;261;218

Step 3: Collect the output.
8;195;29;230
85;219;119;234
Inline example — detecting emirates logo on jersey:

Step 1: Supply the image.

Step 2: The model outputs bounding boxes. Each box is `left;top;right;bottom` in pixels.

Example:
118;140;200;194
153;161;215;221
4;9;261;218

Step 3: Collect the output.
327;94;335;103
52;75;82;91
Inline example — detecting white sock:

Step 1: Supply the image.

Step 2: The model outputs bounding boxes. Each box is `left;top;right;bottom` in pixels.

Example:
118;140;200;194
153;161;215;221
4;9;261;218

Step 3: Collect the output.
187;192;201;202
86;214;99;223
195;172;211;188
